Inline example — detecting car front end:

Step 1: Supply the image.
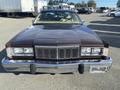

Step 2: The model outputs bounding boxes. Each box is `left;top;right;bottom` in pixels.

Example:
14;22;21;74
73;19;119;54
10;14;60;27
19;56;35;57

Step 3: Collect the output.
2;44;112;74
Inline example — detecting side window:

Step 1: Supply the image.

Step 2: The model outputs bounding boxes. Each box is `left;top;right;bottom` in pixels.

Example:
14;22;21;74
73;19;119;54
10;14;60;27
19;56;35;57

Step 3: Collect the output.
72;13;80;23
63;12;73;21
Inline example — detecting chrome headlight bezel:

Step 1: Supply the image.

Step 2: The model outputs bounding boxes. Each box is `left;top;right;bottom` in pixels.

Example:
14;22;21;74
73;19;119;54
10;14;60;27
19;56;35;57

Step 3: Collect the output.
6;47;34;58
81;47;103;56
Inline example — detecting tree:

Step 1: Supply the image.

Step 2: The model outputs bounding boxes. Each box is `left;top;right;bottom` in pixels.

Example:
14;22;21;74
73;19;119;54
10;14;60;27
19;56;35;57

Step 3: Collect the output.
48;0;53;5
68;2;75;5
75;1;87;8
87;0;96;8
81;1;87;7
117;0;120;7
48;0;68;5
75;3;83;8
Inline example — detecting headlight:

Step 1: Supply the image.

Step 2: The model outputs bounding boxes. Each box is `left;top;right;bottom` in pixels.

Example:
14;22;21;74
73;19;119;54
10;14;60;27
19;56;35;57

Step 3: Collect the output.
6;47;34;58
81;47;102;56
92;48;101;56
81;47;91;56
24;48;33;54
13;48;24;54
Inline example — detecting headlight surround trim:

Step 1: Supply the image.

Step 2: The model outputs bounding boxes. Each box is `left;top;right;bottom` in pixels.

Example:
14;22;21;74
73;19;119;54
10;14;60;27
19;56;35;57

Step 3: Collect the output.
6;47;34;58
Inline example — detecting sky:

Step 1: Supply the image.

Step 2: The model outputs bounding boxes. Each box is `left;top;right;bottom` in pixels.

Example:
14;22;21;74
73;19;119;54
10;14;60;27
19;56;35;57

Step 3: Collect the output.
68;0;118;7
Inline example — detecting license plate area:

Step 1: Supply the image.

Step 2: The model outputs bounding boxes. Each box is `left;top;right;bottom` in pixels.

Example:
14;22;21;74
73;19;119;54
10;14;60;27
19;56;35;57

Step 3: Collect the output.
90;65;108;73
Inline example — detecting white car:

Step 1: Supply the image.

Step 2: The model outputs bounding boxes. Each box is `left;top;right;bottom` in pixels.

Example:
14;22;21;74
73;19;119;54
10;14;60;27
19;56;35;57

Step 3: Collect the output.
103;9;109;13
109;10;120;17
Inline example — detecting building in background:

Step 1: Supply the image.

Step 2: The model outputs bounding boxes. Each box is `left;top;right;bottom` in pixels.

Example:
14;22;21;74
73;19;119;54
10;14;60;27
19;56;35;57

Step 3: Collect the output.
0;0;48;16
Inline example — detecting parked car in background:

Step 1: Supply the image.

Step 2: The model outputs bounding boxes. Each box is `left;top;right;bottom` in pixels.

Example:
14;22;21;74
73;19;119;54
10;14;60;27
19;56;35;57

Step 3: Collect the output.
108;10;120;17
77;8;92;14
2;6;112;75
89;7;96;13
103;9;109;13
96;7;110;13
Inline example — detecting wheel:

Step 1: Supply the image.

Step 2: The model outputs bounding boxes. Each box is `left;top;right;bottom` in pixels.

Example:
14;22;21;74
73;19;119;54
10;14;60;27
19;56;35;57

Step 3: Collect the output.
110;13;115;17
14;72;20;75
30;64;36;74
50;73;56;75
78;64;84;74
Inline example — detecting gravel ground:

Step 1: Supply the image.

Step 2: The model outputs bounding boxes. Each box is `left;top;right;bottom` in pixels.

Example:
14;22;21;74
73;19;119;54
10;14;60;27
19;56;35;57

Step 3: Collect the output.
0;13;120;90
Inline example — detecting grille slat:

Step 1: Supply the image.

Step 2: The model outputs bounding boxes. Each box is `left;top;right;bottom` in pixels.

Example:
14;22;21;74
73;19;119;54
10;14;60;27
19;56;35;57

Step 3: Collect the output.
50;49;57;59
44;49;49;59
72;48;79;58
58;49;65;59
65;49;71;58
35;45;79;60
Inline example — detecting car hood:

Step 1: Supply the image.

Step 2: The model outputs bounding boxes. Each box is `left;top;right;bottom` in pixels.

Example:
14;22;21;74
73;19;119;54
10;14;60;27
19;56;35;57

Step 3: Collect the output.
6;25;104;47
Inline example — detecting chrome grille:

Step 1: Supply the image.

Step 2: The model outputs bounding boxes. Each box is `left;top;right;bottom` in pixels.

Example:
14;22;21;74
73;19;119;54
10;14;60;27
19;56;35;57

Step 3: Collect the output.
35;45;79;60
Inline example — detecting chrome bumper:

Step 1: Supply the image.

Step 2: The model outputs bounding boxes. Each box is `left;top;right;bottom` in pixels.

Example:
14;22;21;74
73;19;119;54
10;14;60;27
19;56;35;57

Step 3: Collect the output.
2;57;112;74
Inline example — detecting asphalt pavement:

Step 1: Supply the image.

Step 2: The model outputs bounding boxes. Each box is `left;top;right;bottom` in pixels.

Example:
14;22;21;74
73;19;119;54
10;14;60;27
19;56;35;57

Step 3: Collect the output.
0;13;120;90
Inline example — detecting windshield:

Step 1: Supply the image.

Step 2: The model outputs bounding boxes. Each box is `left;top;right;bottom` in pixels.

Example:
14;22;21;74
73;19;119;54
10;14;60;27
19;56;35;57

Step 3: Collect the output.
34;11;81;24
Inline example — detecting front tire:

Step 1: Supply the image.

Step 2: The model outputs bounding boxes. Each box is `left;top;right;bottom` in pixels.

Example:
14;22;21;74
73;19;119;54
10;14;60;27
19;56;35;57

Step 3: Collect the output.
110;13;115;17
14;72;20;75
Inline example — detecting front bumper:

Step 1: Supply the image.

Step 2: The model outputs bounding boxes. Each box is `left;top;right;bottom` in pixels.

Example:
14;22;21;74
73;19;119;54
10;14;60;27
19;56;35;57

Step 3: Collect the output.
2;57;112;74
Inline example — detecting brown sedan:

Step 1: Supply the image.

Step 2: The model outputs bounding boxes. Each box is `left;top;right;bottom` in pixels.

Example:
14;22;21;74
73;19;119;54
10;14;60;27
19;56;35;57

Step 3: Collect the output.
2;8;112;74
